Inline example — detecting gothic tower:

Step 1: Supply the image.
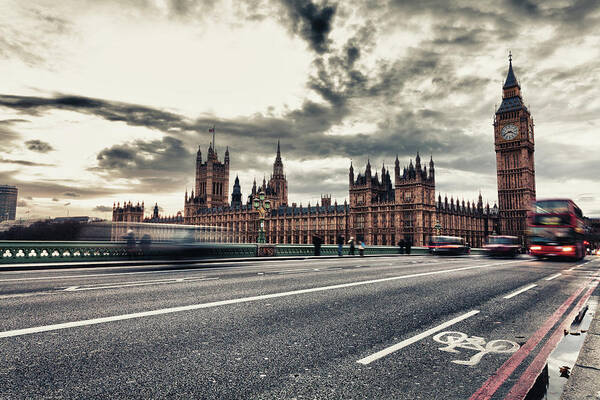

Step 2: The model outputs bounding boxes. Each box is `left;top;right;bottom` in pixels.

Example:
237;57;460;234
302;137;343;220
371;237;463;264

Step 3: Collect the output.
494;54;536;239
394;153;436;246
266;140;288;207
190;140;230;210
231;175;242;208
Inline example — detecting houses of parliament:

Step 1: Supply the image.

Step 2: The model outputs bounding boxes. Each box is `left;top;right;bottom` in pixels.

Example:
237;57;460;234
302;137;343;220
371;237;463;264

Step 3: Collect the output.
113;56;536;247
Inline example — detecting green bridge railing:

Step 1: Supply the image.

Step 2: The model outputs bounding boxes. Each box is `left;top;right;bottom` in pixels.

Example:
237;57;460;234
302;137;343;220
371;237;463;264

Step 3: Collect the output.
0;241;484;265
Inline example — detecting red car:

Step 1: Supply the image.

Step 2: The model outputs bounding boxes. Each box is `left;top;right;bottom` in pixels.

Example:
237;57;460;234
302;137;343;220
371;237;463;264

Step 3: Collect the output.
429;236;470;256
484;235;520;258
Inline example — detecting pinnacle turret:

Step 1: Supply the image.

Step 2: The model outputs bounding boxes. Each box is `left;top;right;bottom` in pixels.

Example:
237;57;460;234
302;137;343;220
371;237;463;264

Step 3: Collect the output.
503;51;519;89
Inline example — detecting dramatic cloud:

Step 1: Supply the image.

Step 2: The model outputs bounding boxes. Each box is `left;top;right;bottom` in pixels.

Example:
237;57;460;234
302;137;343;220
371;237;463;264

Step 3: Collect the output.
0;94;190;134
92;136;195;192
93;205;113;212
0;157;54;167
280;0;337;54
1;0;599;217
25;139;54;153
0;119;26;149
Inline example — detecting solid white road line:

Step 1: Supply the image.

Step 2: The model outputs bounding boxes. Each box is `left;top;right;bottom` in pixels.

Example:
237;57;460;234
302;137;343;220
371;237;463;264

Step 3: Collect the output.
63;277;219;292
0;268;206;283
356;310;480;365
545;273;562;281
503;284;538;299
0;260;520;339
0;257;491;283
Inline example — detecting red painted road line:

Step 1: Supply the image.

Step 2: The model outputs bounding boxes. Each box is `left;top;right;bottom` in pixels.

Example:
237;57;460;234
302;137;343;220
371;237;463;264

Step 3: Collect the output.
505;278;600;399
468;279;591;400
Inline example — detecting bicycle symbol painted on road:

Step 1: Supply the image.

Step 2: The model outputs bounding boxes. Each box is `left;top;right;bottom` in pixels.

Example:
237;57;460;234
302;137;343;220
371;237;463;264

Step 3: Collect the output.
432;331;520;366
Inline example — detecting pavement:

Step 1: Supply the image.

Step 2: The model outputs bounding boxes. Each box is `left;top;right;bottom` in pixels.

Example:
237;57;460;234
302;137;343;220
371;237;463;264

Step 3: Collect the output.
561;290;600;400
1;254;599;399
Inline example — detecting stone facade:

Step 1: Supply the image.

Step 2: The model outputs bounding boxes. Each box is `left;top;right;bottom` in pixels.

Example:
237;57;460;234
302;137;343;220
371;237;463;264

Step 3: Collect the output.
174;143;498;247
112;144;499;247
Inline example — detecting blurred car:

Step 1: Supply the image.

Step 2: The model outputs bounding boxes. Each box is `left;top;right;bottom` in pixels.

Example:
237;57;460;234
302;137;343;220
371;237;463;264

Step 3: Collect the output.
483;235;520;258
428;236;470;255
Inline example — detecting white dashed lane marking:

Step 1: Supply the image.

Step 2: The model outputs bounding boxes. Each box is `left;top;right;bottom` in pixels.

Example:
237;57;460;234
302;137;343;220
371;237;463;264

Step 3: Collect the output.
503;284;538;299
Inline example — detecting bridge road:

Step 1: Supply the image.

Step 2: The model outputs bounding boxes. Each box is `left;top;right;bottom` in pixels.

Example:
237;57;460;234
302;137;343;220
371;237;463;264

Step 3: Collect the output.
1;255;598;399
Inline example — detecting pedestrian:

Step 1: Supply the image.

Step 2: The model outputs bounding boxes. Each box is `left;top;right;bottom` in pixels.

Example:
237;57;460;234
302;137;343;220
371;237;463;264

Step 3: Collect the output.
337;235;344;257
404;237;412;255
348;237;355;256
140;234;152;257
312;235;323;256
397;238;405;254
359;240;366;257
124;229;137;259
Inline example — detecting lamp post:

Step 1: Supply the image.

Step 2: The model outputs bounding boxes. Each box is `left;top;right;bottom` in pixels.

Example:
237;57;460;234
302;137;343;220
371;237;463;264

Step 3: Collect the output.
252;191;271;244
434;221;442;236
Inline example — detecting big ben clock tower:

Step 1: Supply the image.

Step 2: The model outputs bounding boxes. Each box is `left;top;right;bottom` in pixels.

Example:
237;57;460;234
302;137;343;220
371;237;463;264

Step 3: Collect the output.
494;53;536;239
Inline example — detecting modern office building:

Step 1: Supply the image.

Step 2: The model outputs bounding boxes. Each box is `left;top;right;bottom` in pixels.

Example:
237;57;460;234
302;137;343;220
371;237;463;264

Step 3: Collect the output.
0;185;18;222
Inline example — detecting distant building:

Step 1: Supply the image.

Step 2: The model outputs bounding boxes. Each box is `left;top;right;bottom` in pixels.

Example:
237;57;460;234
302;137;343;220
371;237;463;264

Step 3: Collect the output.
0;185;18;222
177;142;498;247
112;201;144;223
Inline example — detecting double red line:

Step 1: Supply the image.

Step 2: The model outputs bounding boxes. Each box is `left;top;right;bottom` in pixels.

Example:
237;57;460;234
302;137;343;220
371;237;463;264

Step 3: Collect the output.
469;276;599;400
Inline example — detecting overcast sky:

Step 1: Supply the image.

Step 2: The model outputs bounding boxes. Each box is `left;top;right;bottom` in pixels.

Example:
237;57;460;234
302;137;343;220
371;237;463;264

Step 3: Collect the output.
1;0;599;220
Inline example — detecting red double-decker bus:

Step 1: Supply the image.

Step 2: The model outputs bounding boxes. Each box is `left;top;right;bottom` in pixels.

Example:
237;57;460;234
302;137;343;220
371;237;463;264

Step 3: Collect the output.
527;199;586;260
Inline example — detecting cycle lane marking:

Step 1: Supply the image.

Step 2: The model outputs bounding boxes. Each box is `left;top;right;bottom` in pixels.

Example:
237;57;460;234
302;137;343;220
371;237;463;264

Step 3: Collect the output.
357;310;481;365
433;331;519;366
356;260;595;367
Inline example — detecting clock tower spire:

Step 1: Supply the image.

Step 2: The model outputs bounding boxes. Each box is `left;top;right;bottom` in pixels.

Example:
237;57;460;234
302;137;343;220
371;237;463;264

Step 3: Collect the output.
494;53;536;241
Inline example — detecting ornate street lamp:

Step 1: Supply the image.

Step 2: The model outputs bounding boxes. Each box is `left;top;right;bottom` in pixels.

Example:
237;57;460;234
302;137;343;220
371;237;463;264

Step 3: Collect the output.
252;191;271;243
434;221;442;236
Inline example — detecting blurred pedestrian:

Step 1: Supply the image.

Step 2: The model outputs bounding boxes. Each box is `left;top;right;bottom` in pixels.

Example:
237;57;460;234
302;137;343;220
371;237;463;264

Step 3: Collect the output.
124;229;137;259
359;240;366;257
337;235;344;257
348;237;355;256
140;234;152;257
312;235;323;256
404;237;412;255
397;238;405;254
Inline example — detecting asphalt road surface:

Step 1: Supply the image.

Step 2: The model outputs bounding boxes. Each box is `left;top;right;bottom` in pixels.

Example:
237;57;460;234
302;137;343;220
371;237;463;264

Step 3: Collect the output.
1;255;599;399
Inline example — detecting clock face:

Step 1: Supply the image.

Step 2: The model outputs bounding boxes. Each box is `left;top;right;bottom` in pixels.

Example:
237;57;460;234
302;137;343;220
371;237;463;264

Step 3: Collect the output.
501;124;518;140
